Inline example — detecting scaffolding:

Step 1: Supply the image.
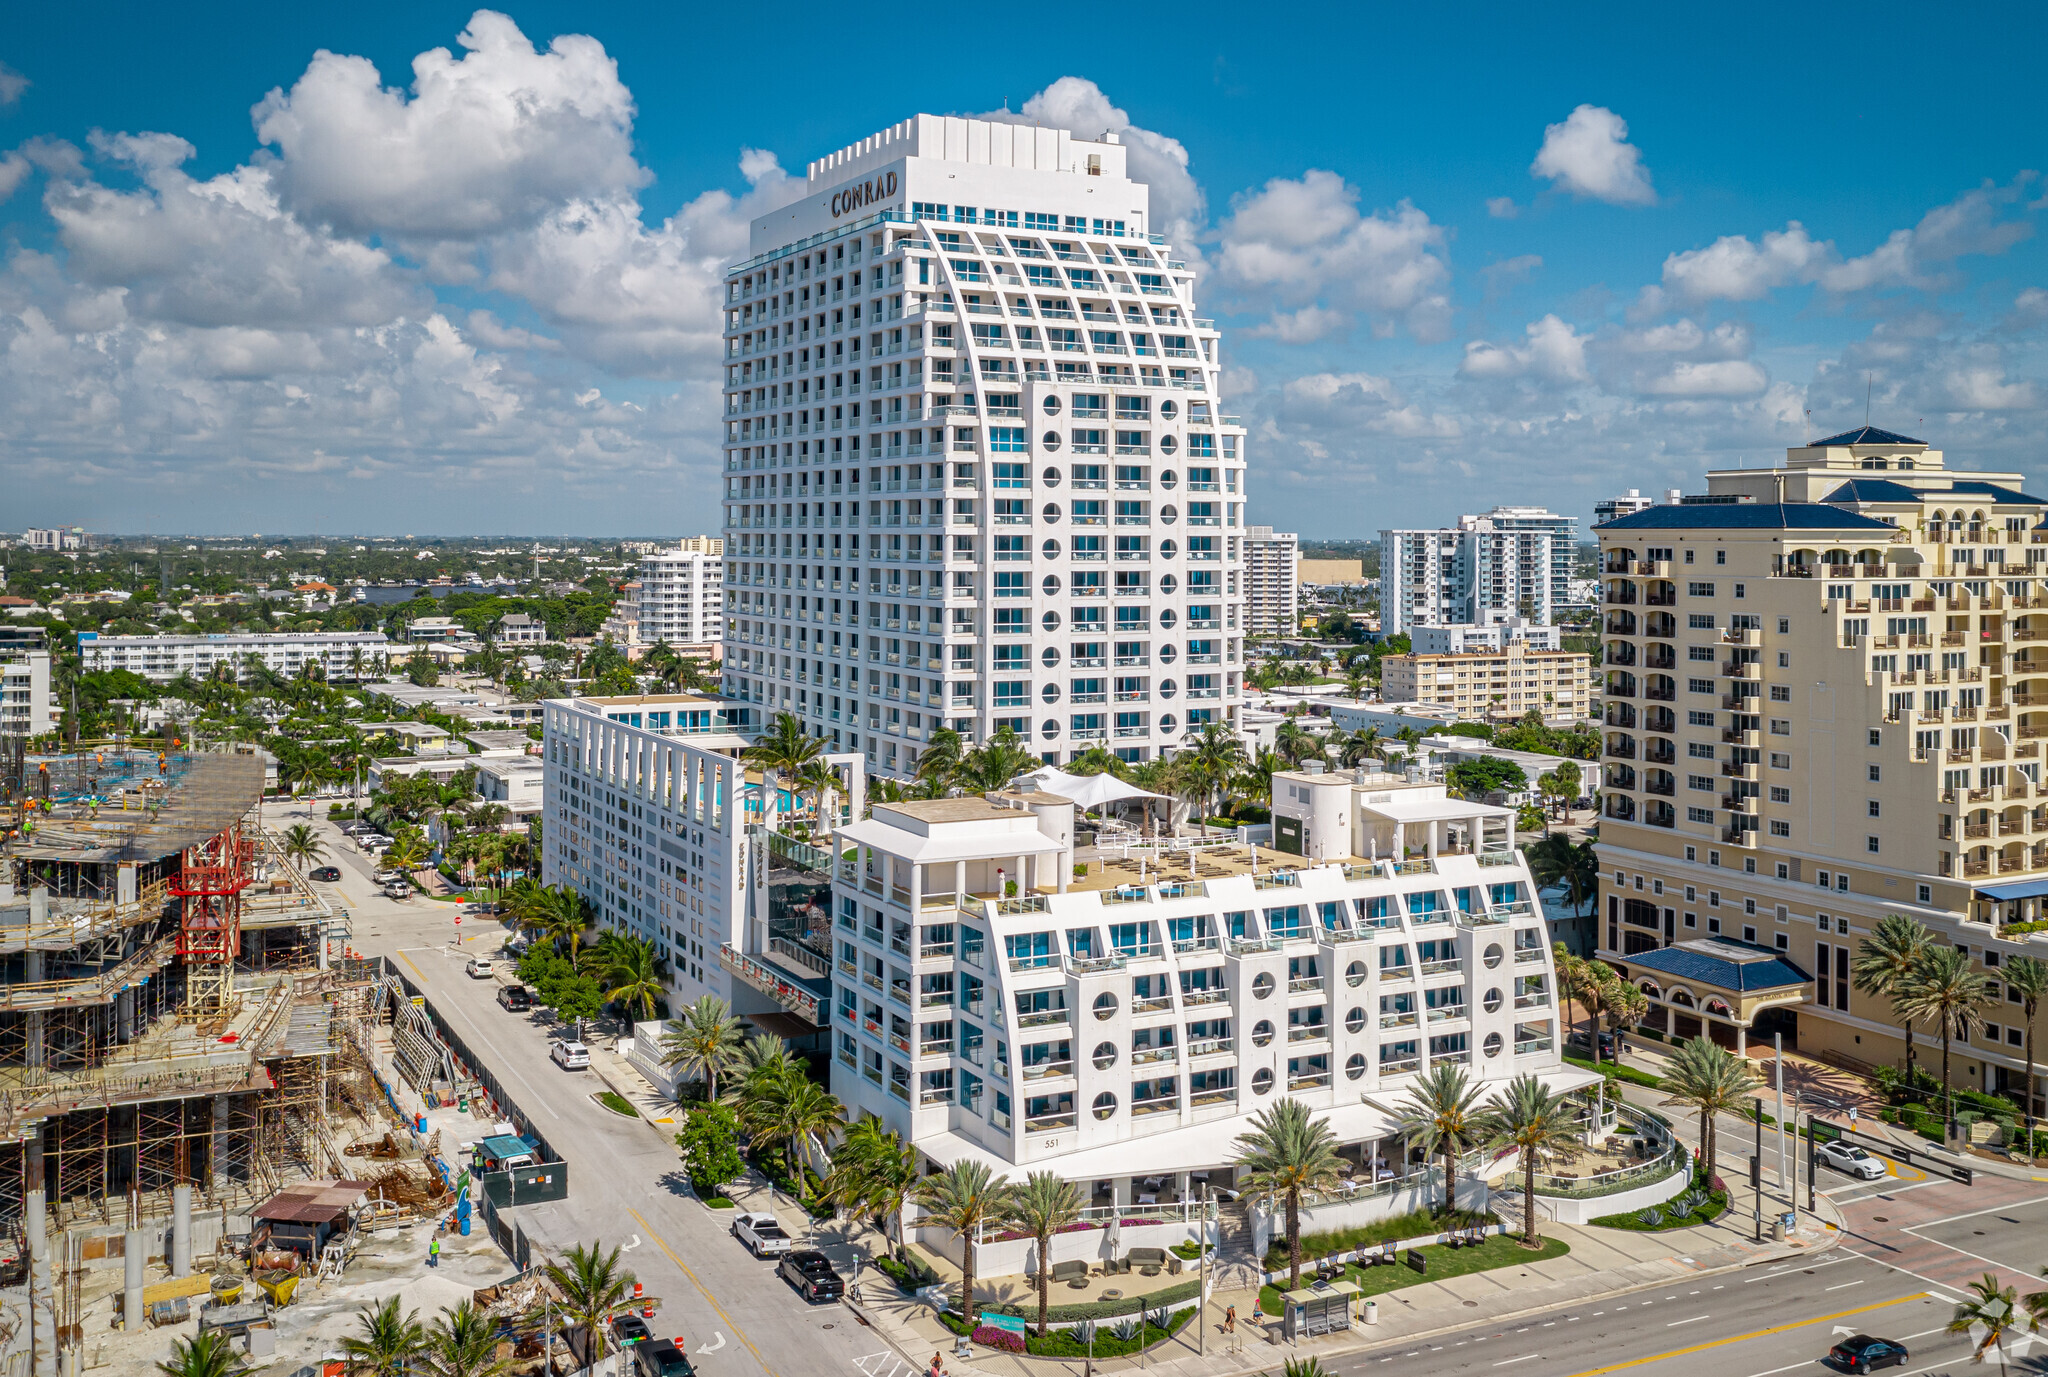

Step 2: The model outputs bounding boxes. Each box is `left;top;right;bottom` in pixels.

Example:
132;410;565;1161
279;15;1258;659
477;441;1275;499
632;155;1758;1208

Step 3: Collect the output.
169;820;251;1033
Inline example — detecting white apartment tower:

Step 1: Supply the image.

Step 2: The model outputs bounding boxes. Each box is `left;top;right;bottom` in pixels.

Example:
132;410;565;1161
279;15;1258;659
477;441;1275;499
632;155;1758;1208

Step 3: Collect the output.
638;549;723;650
1379;520;1554;636
1244;526;1300;636
721;115;1247;777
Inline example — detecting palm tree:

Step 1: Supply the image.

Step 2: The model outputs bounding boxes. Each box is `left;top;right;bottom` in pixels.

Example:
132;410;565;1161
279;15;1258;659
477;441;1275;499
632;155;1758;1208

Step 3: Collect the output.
1181;722;1249;822
726;1032;801;1102
659;996;747;1102
1851;914;1937;1078
279;822;327;873
1336;726;1382;769
1277;1360;1334;1377
423;1299;513;1377
1948;1272;2020;1374
1551;945;1603;1061
1526;834;1599;916
1230;1097;1343;1290
746;1072;846;1179
958;729;1037;794
1004;1172;1085;1336
592;935;666;1023
342;1294;428;1375
543;1241;635;1376
1598;976;1649;1055
913;1160;1011;1329
914;727;966;793
384;832;429;878
1486;1074;1578;1245
156;1331;252;1377
744;712;825;804
1658;1036;1761;1175
1394;1063;1489;1216
794;758;840;828
1897;945;1990;1135
1273;718;1321;768
1067;744;1129;779
823;1118;921;1261
2004;955;2048;1160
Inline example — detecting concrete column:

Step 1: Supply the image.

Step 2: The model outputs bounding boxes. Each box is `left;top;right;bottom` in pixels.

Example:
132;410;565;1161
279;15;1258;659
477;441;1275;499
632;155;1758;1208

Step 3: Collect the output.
123;1229;145;1330
907;861;922;915
171;1184;192;1277
24;950;43;1072
1058;849;1071;894
1735;1022;1748;1058
116;987;135;1043
26;1129;54;1377
953;860;966;901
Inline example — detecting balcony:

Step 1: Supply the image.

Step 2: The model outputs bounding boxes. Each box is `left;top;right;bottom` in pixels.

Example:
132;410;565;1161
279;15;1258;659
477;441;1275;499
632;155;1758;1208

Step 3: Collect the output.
1513;991;1552;1009
1017;1007;1072;1030
1025;1113;1076;1133
1287;975;1325;994
1131;1045;1180;1066
1021;1061;1075;1082
1286;1024;1330;1043
1188;1036;1234;1058
1180;987;1228;1007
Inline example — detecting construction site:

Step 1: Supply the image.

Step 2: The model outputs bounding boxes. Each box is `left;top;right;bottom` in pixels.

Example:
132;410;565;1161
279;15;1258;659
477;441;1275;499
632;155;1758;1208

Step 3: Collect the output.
0;744;451;1374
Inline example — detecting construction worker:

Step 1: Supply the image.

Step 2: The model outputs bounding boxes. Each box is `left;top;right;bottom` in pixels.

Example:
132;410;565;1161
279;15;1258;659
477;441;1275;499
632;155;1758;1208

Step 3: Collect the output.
428;1237;441;1268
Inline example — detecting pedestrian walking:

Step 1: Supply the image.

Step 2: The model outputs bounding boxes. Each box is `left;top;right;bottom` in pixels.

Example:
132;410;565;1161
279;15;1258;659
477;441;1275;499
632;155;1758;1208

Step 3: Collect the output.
1223;1304;1237;1335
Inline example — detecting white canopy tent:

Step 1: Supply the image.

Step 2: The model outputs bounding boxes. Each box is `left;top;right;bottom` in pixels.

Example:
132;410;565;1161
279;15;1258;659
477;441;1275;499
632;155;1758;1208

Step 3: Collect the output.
1021;766;1168;812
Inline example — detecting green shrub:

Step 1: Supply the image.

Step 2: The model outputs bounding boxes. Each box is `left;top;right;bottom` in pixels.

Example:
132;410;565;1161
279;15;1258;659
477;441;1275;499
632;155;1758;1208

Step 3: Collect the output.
1260;1208;1496;1271
702;1196;735;1209
596;1091;637;1117
1590;1189;1728;1232
875;1253;941;1292
979;1277;1202;1323
1563;1052;1663;1090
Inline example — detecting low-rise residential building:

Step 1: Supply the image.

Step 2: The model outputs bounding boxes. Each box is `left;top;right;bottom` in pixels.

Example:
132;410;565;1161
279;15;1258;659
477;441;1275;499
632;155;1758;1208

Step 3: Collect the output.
830;776;1577;1193
75;630;389;682
1409;616;1560;654
496;613;546;645
477;755;545;817
1381;642;1590;724
0;649;56;738
404;616;474;645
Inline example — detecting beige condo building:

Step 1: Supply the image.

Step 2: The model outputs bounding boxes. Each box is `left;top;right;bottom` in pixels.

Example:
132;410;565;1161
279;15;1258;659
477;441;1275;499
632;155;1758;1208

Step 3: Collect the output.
1382;642;1591;725
1594;427;2048;1113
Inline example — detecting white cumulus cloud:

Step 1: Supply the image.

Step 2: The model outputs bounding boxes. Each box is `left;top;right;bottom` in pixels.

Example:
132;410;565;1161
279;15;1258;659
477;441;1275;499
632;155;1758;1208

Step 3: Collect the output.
1217;169;1452;342
1530;105;1656;206
1459;314;1589;384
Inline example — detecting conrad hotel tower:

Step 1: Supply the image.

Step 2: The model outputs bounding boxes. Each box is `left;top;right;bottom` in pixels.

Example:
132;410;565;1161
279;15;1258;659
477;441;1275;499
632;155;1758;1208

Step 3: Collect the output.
720;115;1248;777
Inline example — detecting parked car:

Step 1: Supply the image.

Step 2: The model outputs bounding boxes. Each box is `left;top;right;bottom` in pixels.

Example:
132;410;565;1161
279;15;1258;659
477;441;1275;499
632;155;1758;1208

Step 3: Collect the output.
465;957;495;979
372;867;401;883
1566;1029;1627;1059
1829;1334;1909;1372
382;883;412;901
732;1211;792;1258
310;866;342;882
778;1249;844;1302
496;984;533;1012
550;1040;590;1070
634;1341;695;1377
1818;1141;1887;1181
611;1315;653;1347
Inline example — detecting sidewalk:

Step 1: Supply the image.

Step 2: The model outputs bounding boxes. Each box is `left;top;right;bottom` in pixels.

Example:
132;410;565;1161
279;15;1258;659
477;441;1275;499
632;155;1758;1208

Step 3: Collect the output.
586;1038;682;1130
852;1183;1840;1377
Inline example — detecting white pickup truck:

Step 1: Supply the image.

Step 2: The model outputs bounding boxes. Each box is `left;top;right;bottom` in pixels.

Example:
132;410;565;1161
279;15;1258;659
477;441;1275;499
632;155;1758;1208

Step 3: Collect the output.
731;1211;792;1258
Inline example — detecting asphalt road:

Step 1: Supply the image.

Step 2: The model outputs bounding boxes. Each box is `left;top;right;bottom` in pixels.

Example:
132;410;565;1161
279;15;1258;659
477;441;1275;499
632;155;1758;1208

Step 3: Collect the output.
274;802;888;1377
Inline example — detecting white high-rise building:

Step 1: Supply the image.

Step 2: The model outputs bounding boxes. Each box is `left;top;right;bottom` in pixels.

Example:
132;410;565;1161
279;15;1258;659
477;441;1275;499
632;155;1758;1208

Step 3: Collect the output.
638;549;723;650
1379;515;1560;637
1466;505;1577;611
720;115;1247;778
1244;526;1299;636
0;650;56;738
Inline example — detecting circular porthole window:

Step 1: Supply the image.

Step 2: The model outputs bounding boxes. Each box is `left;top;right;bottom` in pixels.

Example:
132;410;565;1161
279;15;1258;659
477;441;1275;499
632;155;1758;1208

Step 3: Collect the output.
1042;465;1062;486
1159;609;1178;630
1041;682;1062;704
1042;503;1062;523
1160;401;1178;420
1252;973;1275;999
1093;1091;1117;1120
1041;718;1060;740
1160;435;1178;455
1159;643;1178;664
1160;465;1178;484
1159;713;1177;733
1093;992;1118;1021
1483;943;1504;969
1159;679;1177;700
1042;611;1062;632
1043;396;1063;416
1483;988;1504;1014
1346;1053;1368;1081
1483;1032;1505;1059
1252;1068;1275;1095
1160;574;1178;595
1345;960;1367;988
1345;1007;1367;1034
1093;1041;1118;1070
1042;574;1062;596
1043;431;1062;451
1159;539;1178;560
1251;1019;1275;1047
1041;646;1062;668
1160;505;1179;525
1042;538;1062;559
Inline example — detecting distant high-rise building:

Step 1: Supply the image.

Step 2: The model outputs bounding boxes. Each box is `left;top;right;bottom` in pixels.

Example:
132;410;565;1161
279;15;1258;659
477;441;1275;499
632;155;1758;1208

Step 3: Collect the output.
1378;519;1554;636
1244;526;1300;635
1594;489;1656;524
638;549;723;650
1466;505;1578;611
719;114;1246;776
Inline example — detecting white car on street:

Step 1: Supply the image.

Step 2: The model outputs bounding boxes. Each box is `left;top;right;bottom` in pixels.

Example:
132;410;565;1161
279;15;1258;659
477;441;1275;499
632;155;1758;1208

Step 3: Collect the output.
550;1040;590;1070
1817;1140;1887;1180
732;1211;792;1257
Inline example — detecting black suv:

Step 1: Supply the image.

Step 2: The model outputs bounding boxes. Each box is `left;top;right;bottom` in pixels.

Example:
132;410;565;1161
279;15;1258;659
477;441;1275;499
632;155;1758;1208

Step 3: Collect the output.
496;984;533;1012
635;1341;695;1377
1829;1335;1909;1372
778;1249;845;1302
611;1314;653;1347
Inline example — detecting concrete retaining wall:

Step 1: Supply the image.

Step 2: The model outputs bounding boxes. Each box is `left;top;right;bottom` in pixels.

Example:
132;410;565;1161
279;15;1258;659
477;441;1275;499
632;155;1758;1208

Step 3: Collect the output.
915;1215;1211;1279
1534;1166;1689;1225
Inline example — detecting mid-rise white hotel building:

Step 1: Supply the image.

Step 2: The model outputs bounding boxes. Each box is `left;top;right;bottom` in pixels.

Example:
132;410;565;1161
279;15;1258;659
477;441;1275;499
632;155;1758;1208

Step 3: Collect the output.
720;115;1248;777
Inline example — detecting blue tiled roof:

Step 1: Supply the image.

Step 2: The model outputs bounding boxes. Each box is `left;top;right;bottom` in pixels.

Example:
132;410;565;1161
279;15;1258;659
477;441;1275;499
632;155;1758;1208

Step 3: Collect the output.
1823;479;2048;507
1597;503;1896;532
1813;425;1924;447
1622;937;1811;991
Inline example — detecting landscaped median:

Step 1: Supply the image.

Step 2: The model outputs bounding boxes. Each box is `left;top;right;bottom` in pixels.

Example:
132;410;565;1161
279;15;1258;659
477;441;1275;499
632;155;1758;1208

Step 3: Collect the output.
1256;1233;1571;1315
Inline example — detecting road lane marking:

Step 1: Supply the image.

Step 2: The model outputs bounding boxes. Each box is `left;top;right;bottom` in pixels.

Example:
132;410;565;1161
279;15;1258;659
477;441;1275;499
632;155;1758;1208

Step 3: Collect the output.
1561;1293;1926;1377
1825;1280;1865;1291
1492;1356;1539;1366
1904;1193;2048;1229
630;1206;779;1377
1666;1315;1708;1327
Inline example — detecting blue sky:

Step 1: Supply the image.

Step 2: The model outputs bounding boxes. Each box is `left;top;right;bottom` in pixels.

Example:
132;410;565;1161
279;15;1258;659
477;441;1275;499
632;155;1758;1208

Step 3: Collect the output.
2;2;2044;536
